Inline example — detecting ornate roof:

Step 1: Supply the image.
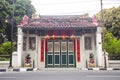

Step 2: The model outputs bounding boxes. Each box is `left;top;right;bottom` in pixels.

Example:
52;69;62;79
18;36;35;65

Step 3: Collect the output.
18;15;98;29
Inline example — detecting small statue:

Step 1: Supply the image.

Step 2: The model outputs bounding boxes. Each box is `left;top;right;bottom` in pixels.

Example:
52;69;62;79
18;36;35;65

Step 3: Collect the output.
25;54;31;67
89;53;94;63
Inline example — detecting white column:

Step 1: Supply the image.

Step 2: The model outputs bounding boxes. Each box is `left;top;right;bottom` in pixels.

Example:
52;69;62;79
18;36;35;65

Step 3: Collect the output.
17;28;23;67
96;27;103;67
81;34;85;68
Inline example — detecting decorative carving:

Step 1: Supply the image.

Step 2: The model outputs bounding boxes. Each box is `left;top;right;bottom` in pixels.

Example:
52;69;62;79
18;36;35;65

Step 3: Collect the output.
29;37;36;50
61;42;67;51
18;15;29;26
85;37;92;50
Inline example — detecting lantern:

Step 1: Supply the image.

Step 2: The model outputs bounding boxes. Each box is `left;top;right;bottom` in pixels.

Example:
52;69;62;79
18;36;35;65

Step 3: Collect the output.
52;35;55;39
62;35;66;40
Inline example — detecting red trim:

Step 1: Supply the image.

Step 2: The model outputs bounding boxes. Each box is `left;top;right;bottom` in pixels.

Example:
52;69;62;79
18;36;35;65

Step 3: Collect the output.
77;38;80;62
47;30;74;36
41;39;44;62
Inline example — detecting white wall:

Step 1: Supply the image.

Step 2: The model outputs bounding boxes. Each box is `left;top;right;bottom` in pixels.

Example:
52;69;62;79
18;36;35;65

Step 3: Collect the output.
96;27;103;67
17;28;23;67
16;28;100;68
12;52;18;67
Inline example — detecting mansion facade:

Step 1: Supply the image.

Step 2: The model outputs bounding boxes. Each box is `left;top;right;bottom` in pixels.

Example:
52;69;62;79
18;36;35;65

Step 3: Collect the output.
13;15;104;68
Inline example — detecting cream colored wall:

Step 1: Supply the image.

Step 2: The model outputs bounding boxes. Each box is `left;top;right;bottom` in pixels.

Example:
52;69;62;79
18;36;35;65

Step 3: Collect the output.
87;36;96;67
72;31;97;68
96;27;103;67
16;29;101;68
28;34;97;69
21;30;39;68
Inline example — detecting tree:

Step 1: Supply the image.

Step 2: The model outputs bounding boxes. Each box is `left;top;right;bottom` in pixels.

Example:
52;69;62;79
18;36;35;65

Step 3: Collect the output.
14;0;35;23
6;0;36;41
103;31;120;55
0;0;11;43
97;6;120;39
0;0;36;42
96;6;120;55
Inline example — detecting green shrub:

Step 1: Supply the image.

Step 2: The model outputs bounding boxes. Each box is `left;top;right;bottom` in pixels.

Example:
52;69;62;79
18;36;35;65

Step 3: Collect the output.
0;42;15;55
0;57;10;61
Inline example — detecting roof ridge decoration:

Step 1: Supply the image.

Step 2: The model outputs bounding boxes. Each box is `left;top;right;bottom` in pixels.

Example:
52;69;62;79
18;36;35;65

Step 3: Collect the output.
92;15;98;26
18;15;30;27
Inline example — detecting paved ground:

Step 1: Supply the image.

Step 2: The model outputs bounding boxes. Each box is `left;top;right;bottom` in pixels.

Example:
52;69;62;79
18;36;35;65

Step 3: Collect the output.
1;67;120;72
0;70;120;80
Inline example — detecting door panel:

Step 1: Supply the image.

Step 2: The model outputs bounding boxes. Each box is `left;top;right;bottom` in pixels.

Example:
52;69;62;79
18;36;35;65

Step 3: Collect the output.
48;55;52;64
61;41;67;67
55;55;59;64
47;41;53;67
46;39;76;68
62;55;66;64
68;41;75;67
54;41;60;67
69;55;74;64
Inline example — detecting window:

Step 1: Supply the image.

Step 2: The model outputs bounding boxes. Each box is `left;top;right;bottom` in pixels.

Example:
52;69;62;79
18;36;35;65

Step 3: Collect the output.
85;37;92;50
29;37;36;50
54;42;60;51
61;42;67;51
68;42;73;51
48;42;53;52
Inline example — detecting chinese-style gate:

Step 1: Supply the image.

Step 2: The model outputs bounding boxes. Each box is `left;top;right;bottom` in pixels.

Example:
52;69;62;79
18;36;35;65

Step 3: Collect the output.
45;38;76;68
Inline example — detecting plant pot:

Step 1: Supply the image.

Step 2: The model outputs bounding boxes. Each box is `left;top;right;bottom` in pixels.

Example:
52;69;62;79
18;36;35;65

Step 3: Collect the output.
24;63;31;67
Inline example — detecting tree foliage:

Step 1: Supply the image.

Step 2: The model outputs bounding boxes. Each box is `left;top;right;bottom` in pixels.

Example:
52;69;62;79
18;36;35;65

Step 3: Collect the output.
14;0;36;23
97;6;120;39
97;6;120;54
103;31;120;55
0;0;36;43
0;0;9;34
0;41;15;54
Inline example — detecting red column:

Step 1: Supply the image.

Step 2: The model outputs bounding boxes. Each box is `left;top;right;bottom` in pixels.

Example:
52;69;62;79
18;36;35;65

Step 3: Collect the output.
74;39;76;52
77;38;80;62
41;39;44;62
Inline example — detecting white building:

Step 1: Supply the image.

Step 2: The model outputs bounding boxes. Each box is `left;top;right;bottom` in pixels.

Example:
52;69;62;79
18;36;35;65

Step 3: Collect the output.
13;15;104;68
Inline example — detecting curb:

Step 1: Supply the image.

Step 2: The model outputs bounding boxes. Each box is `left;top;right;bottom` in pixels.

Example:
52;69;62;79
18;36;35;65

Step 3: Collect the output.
0;68;120;72
0;68;38;72
81;68;120;70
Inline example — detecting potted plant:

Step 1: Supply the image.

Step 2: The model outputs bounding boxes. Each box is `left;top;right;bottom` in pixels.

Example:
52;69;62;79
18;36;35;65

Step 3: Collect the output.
24;54;31;67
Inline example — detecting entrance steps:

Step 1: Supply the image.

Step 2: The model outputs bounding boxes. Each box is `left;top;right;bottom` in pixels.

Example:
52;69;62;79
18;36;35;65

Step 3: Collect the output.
41;68;79;71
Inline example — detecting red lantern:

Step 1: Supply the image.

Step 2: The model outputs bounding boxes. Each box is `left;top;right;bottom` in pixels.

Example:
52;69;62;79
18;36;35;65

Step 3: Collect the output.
52;35;55;39
62;35;66;40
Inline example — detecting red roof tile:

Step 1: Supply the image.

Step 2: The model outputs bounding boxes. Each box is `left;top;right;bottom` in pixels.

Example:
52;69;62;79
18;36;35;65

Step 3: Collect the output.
18;15;98;29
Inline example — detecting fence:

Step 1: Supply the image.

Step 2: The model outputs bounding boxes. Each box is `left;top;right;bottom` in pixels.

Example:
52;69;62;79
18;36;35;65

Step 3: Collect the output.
108;54;120;60
0;55;9;68
108;54;120;68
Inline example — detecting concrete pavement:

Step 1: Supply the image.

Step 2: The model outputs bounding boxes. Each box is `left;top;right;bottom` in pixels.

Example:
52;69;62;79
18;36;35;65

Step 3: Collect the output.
0;68;120;72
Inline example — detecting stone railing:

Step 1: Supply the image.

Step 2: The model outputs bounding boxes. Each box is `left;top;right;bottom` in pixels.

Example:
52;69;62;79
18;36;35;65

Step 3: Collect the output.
108;60;120;68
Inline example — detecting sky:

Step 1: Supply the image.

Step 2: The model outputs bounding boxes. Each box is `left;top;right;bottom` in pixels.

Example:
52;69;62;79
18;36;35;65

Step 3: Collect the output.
31;0;120;16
